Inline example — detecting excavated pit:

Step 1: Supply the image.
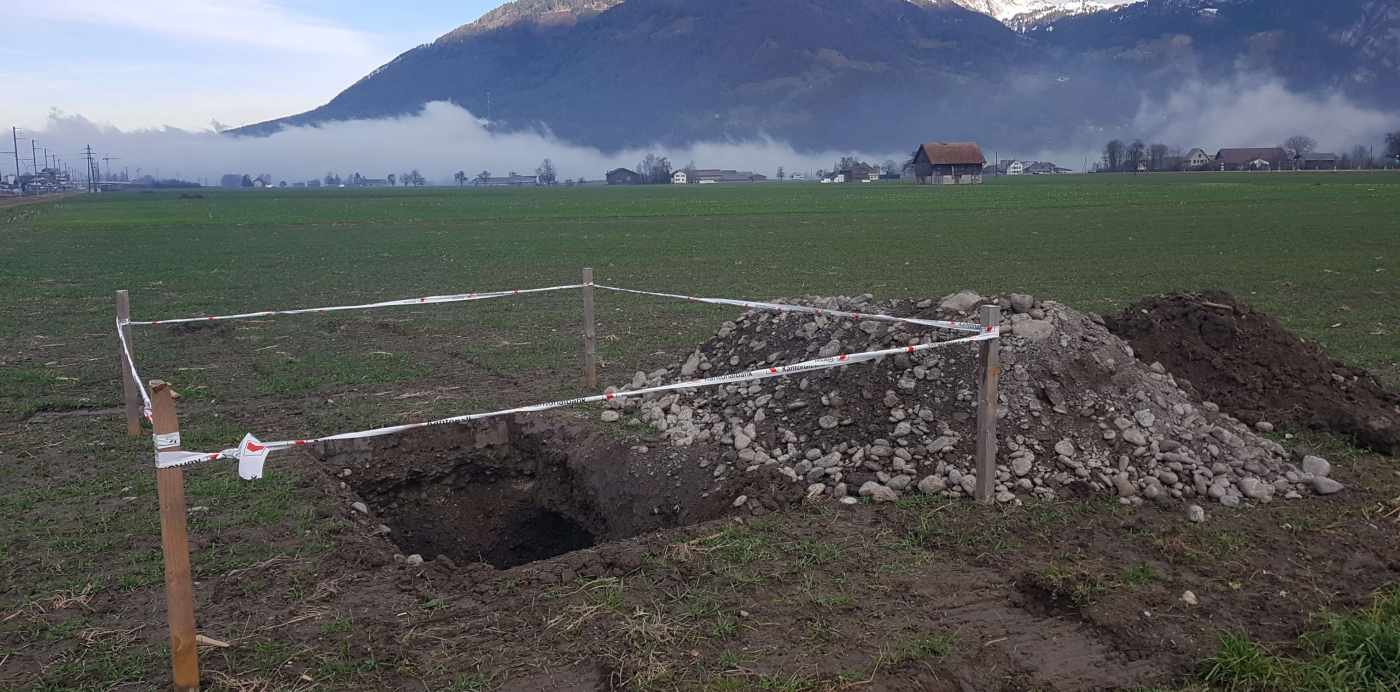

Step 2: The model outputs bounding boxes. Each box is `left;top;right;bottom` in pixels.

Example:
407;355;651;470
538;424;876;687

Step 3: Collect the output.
315;416;767;569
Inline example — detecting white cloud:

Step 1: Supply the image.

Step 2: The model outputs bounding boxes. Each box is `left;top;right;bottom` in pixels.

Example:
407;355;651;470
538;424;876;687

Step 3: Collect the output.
27;103;897;184
13;0;381;58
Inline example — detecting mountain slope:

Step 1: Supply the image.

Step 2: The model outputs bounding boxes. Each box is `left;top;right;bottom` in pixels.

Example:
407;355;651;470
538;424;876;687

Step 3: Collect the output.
1032;0;1400;106
232;0;1398;152
237;0;1041;150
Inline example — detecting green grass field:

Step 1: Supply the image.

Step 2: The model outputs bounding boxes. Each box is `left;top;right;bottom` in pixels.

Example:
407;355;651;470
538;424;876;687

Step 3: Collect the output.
2;173;1399;690
4;173;1399;410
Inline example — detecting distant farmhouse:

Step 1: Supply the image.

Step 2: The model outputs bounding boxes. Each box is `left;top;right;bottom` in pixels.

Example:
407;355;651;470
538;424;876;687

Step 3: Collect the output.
1294;153;1339;170
606;168;644;185
838;162;880;183
911;142;986;184
1024;162;1071;175
1002;160;1069;176
1215;147;1288;171
475;175;538;187
676;169;767;184
1184;148;1212;170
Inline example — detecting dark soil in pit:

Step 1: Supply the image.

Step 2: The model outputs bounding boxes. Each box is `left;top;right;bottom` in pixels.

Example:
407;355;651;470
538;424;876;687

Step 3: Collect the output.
314;415;801;568
1108;290;1400;456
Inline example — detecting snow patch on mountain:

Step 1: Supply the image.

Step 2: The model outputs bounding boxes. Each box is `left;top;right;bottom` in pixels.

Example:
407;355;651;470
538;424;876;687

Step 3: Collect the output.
941;0;1142;27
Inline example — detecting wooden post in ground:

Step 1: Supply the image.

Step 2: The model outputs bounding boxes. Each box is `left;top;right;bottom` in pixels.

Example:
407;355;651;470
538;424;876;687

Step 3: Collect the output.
582;267;598;389
973;305;1002;504
151;381;200;691
116;290;142;437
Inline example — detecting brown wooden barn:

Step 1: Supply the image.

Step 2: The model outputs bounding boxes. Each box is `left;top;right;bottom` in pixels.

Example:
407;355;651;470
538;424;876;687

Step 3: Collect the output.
911;142;986;185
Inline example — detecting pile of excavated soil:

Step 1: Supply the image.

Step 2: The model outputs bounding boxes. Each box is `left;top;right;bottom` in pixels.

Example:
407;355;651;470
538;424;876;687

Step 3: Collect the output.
1107;291;1400;456
600;291;1346;510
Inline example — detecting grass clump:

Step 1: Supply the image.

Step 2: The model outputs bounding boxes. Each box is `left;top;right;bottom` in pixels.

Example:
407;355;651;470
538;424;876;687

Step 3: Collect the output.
1201;588;1400;691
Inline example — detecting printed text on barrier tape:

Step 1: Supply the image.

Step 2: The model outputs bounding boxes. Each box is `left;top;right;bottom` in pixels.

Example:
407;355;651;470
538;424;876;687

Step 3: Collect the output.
594;284;983;333
114;318;154;421
126;283;586;326
161;328;997;474
156;434;269;480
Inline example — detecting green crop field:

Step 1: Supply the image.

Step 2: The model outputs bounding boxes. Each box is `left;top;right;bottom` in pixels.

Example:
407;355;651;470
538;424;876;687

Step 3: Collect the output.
2;173;1399;690
4;173;1398;409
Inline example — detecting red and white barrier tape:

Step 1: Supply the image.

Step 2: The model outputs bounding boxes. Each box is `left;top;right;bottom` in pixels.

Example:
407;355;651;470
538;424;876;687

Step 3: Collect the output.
114;318;154;422
126;283;586;326
594;284;982;333
156;434;268;479
159;327;998;475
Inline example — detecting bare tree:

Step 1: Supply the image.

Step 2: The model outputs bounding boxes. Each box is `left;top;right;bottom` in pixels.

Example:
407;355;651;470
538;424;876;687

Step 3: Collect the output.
1346;145;1371;170
1149;144;1169;171
476;170;491;184
1386;132;1400;162
1103;140;1126;172
833;156;867;174
776;166;785;181
1284;135;1317;158
387;173;396;187
1127;140;1147;172
636;154;672;184
453;171;466;186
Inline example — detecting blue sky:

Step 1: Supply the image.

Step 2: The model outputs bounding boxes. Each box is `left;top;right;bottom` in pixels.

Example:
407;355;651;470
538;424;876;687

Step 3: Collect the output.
2;1;502;132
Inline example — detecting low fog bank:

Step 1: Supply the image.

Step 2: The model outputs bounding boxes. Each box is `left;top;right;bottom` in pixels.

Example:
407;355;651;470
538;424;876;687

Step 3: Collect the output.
1015;74;1395;169
28;103;901;185
24;73;1394;183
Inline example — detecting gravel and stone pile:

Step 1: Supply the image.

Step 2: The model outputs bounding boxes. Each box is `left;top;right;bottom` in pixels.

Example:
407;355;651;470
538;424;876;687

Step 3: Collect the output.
600;291;1342;510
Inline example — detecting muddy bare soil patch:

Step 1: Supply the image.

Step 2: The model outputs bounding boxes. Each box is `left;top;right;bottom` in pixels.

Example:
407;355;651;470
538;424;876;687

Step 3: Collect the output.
314;416;796;568
1107;291;1400;456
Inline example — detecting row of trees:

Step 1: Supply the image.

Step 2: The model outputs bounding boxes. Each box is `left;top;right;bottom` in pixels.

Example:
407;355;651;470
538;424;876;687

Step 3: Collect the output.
1102;140;1172;172
445;159;559;186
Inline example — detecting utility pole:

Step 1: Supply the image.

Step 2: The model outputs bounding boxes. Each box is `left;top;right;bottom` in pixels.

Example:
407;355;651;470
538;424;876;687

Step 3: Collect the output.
82;145;98;192
31;138;39;174
10;127;20;178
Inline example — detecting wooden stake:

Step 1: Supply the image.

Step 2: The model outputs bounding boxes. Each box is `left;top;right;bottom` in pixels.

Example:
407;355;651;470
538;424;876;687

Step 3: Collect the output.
116;290;142;437
582;267;598;389
974;305;1002;504
151;381;200;691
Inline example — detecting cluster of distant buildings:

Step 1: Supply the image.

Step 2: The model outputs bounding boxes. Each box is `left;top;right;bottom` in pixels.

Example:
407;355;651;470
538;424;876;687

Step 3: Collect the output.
1200;148;1341;171
2;168;75;195
1110;147;1355;173
1134;147;1341;172
604;142;1000;187
995;160;1073;176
